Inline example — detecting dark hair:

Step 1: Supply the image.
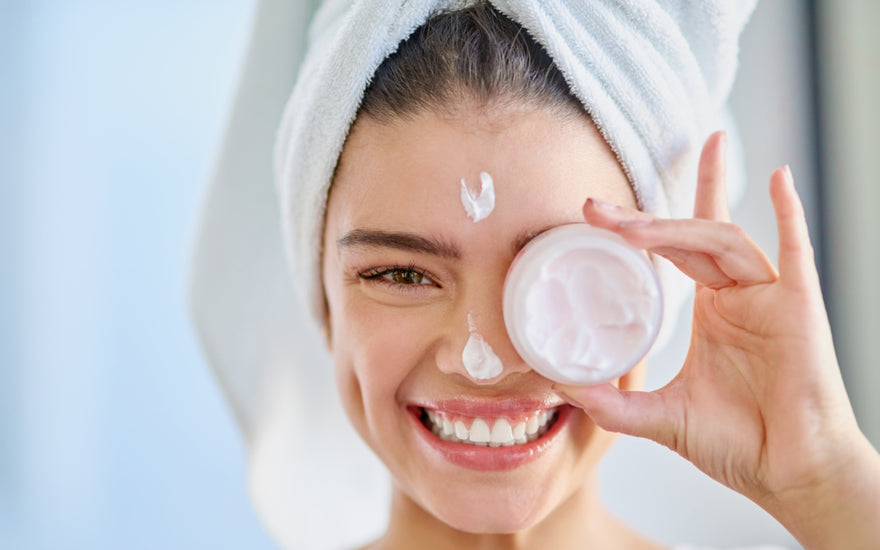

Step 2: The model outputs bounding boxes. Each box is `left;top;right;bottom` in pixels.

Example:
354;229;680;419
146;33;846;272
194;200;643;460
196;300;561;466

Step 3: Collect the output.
358;2;584;121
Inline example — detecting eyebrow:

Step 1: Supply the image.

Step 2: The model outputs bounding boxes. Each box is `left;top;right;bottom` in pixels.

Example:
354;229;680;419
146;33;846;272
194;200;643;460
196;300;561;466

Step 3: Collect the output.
338;229;461;259
337;224;562;260
511;224;556;255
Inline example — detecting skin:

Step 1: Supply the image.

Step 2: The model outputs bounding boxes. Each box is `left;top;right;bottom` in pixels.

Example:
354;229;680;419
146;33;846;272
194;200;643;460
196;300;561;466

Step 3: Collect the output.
321;102;880;549
562;134;880;549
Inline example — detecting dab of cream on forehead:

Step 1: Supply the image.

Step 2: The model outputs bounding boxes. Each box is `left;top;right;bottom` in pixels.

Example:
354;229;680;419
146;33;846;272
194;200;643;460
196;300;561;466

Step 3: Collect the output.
462;313;503;380
460;171;495;222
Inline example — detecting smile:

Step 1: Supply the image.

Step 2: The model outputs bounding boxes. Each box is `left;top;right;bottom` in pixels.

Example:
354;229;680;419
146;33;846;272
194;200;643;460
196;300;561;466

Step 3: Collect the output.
420;407;560;447
409;401;573;471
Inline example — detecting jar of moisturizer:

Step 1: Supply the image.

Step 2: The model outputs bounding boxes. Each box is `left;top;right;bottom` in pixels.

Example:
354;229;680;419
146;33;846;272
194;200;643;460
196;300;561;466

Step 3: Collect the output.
503;224;663;385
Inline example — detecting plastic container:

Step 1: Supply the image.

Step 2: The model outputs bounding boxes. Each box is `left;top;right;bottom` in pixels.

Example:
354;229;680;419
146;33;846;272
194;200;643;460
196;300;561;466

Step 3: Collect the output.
503;224;663;385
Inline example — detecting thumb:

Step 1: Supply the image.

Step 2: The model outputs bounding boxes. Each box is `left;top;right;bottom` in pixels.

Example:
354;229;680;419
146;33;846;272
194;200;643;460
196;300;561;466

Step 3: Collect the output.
555;383;685;452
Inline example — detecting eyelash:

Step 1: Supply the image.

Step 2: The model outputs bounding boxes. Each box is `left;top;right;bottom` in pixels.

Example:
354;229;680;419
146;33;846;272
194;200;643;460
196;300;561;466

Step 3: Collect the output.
358;264;438;290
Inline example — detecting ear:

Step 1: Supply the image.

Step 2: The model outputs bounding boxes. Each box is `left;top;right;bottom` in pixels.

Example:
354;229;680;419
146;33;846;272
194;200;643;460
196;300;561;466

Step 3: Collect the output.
321;296;333;351
322;324;332;350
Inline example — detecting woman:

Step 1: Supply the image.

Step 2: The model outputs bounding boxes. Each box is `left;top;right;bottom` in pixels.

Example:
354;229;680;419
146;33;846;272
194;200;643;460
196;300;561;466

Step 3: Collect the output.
192;1;880;548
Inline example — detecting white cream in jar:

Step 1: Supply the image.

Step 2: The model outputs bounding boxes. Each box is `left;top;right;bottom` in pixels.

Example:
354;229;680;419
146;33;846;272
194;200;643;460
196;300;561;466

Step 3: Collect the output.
503;224;663;385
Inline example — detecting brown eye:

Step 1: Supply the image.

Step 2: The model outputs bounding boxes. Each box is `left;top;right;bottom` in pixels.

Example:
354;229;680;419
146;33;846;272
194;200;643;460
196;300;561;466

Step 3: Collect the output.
390;269;424;285
359;266;436;290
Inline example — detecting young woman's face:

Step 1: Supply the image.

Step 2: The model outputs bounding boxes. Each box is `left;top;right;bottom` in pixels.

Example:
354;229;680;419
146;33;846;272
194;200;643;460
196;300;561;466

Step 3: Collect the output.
322;104;641;533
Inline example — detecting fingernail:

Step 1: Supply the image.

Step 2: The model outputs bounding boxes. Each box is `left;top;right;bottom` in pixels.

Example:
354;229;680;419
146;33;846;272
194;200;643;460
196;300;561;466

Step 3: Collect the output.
783;164;793;181
589;198;617;211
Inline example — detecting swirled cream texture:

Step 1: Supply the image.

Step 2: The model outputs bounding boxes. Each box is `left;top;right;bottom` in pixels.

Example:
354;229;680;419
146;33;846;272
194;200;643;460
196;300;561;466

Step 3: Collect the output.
503;224;662;385
524;249;656;381
460;172;495;223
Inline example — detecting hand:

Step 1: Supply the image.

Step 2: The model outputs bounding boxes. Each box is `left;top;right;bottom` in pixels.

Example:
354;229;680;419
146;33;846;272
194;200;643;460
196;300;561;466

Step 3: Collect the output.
556;132;880;549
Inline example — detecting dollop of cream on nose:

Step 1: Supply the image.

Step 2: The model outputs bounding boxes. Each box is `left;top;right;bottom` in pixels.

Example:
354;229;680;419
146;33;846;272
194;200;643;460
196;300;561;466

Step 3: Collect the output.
462;314;503;380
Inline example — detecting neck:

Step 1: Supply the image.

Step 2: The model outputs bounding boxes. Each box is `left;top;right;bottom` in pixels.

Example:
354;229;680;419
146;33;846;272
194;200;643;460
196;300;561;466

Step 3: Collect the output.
366;474;659;550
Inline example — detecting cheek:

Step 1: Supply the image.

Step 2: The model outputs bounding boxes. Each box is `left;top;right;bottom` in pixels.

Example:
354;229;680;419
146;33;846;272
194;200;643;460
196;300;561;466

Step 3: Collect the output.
333;297;441;384
330;298;450;468
326;279;446;434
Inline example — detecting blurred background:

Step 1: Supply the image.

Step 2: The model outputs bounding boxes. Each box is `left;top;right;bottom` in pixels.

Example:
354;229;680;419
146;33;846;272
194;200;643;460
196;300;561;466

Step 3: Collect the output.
1;1;877;549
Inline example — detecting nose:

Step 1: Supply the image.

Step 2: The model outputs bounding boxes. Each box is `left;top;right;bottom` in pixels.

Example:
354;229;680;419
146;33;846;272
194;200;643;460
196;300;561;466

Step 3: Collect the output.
435;287;532;384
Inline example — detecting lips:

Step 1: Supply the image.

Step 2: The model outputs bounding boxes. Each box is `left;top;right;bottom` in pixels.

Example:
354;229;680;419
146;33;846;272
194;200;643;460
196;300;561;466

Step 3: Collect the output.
408;400;573;471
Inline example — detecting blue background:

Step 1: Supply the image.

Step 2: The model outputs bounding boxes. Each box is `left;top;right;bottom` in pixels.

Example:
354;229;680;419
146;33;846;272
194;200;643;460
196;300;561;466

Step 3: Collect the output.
1;2;275;548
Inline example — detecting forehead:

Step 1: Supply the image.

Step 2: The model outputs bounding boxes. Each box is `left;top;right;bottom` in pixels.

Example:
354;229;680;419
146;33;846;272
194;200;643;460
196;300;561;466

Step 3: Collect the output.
327;106;634;236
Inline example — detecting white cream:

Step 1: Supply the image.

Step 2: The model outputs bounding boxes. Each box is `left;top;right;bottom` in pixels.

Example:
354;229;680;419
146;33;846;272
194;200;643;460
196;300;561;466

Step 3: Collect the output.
460;171;495;222
462;333;503;380
462;314;503;380
503;224;662;385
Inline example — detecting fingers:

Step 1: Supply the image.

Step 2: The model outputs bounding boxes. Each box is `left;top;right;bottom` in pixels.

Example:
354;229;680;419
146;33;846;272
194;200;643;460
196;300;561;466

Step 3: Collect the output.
650;245;735;289
584;200;778;287
770;166;817;288
582;133;800;291
695;131;731;222
621;219;778;286
555;383;684;452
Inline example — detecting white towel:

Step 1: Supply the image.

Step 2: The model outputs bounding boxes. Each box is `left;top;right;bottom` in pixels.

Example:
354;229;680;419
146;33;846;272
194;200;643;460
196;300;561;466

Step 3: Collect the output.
274;0;755;342
190;1;756;546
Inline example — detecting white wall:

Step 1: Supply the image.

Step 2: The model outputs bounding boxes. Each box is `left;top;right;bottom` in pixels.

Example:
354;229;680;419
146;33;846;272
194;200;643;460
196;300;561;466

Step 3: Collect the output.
816;0;880;447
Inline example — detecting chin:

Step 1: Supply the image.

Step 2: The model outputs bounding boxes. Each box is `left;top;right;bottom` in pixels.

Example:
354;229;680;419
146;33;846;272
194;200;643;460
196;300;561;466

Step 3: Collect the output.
450;518;536;535
416;473;564;535
433;502;548;534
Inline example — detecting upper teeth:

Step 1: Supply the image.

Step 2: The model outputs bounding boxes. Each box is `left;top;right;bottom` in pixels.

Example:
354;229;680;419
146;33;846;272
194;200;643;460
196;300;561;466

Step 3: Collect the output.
424;408;558;447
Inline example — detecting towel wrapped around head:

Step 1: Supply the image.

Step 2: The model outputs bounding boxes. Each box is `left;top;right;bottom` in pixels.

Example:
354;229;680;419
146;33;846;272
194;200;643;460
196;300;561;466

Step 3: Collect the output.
189;0;756;546
274;0;755;339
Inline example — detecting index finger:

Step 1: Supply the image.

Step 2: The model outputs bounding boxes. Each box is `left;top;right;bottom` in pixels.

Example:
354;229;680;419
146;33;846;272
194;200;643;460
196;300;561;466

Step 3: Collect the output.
694;131;731;222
